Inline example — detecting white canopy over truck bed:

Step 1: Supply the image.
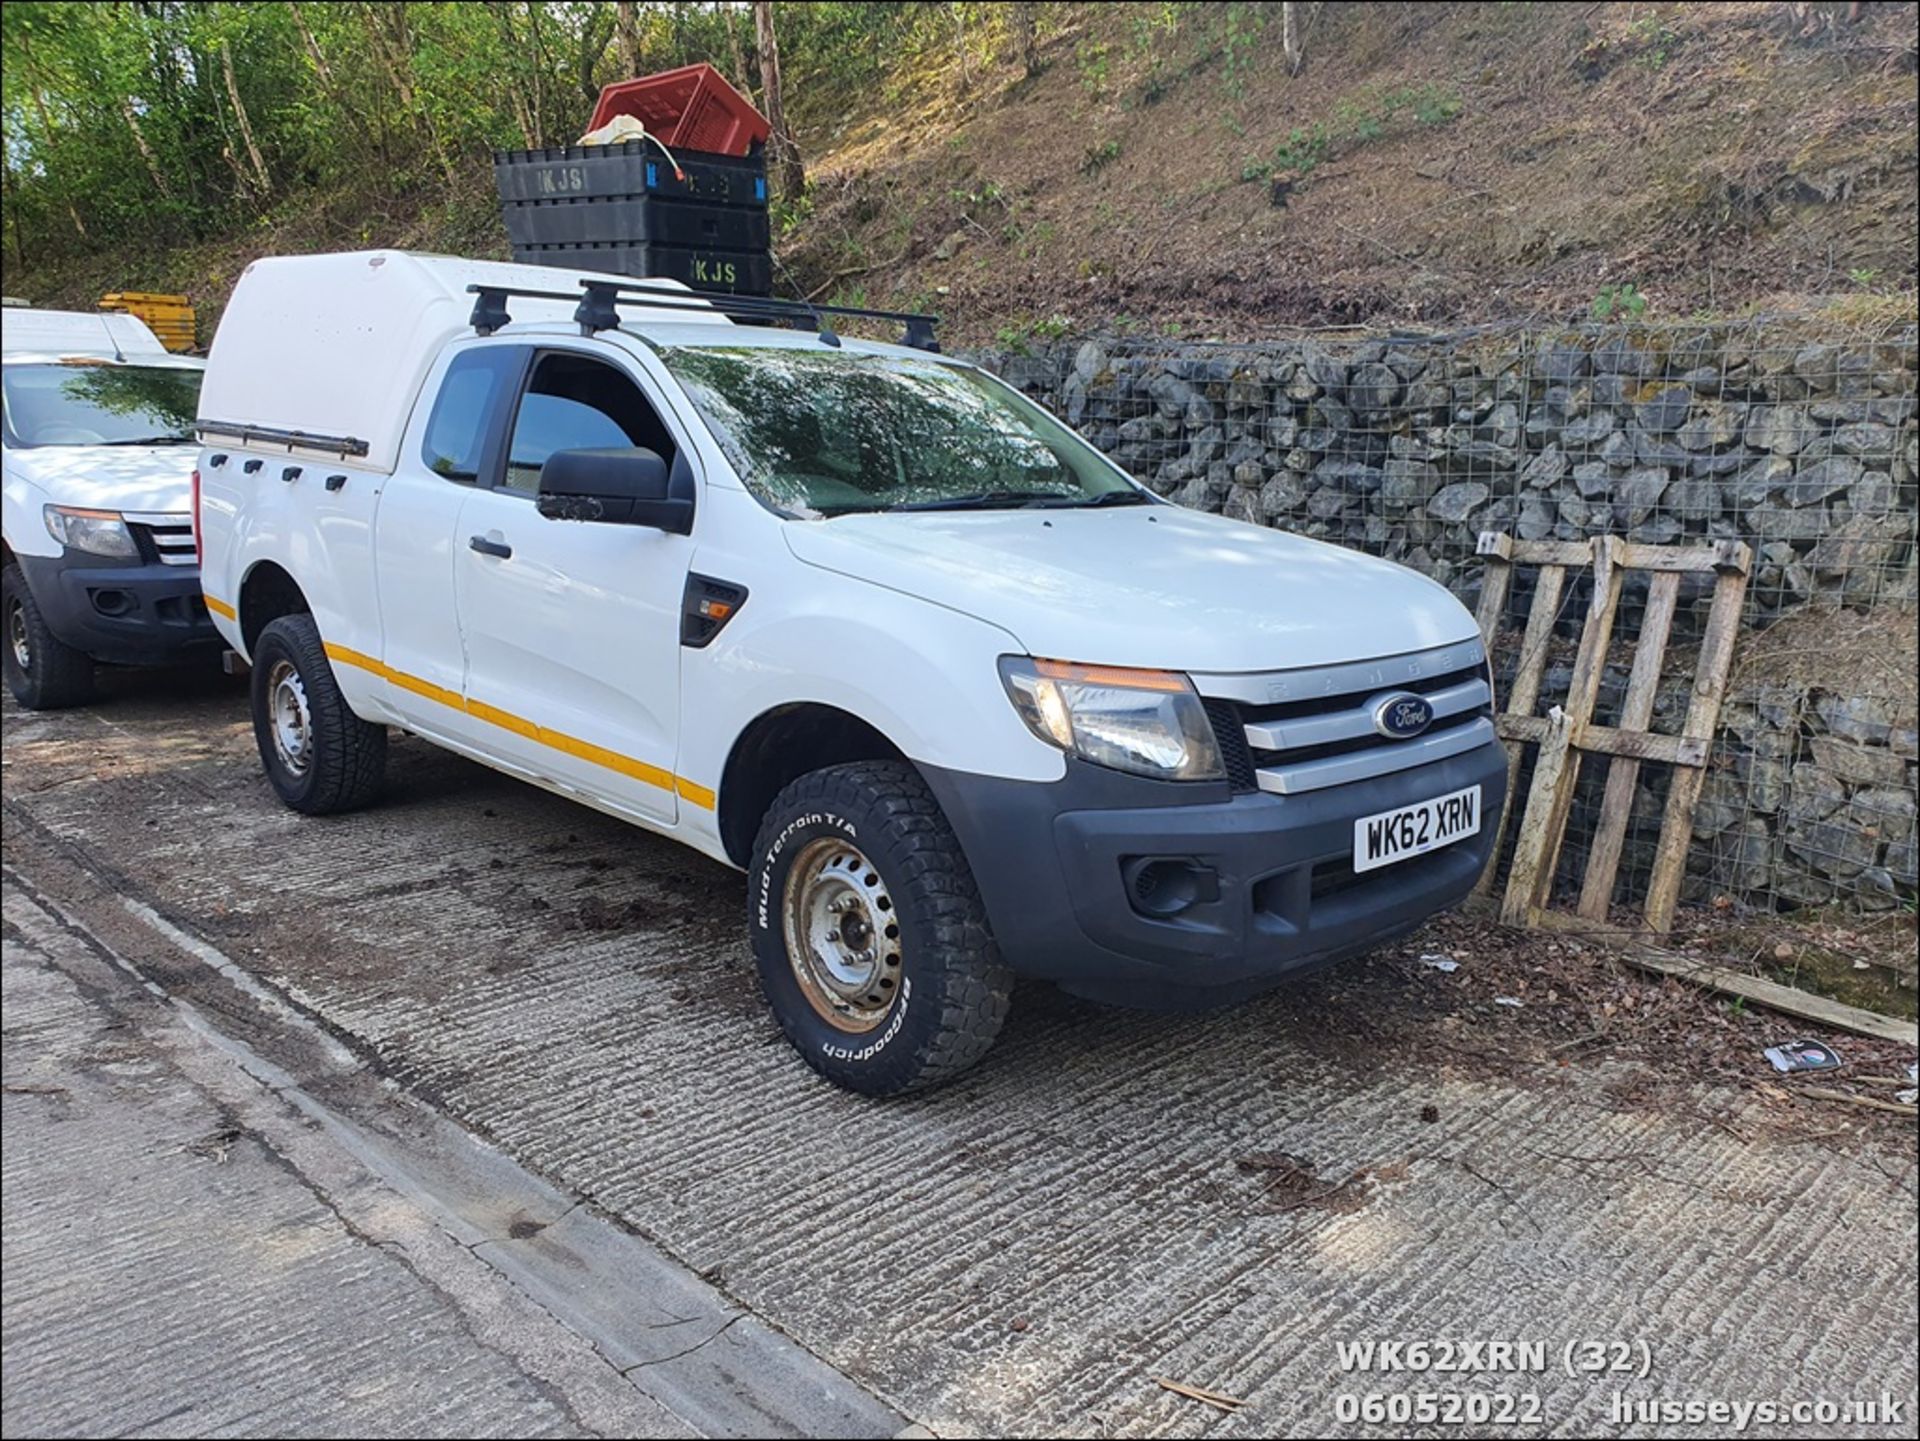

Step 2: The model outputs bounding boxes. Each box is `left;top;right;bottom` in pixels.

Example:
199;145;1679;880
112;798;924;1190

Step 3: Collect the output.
196;250;734;473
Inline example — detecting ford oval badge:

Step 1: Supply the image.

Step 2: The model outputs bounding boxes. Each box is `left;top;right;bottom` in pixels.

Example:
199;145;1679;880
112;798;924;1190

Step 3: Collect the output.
1373;692;1434;740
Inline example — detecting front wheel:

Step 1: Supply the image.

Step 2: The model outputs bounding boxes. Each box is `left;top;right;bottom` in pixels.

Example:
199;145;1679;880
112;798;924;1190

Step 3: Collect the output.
749;760;1013;1096
250;613;387;814
2;563;96;710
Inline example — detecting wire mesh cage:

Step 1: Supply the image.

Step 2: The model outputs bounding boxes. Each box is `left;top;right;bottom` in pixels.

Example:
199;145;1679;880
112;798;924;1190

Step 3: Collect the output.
972;318;1918;938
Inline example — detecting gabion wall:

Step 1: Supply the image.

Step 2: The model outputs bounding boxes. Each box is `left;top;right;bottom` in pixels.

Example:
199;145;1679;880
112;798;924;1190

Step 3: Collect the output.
971;321;1919;917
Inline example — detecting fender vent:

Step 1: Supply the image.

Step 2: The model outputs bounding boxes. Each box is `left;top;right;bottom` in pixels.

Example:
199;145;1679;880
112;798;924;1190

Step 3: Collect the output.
681;574;748;648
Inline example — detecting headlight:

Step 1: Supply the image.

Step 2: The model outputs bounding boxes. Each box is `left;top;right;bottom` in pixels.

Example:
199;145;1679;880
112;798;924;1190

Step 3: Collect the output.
998;656;1224;781
44;505;138;559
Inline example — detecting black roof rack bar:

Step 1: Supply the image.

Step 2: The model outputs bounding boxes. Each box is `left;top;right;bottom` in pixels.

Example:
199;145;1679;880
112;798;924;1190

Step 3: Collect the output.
465;281;942;352
600;278;940;331
196;419;371;458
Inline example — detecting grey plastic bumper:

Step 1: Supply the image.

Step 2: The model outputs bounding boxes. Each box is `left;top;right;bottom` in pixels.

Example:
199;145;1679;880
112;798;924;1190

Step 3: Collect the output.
920;743;1507;1007
16;552;221;668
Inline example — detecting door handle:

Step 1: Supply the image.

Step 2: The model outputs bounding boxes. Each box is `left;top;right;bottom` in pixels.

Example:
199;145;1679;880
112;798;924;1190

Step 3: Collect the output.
469;534;512;560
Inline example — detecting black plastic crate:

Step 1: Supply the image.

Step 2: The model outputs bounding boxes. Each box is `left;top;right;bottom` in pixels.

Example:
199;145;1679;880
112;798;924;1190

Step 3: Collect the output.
509;241;773;296
495;141;770;296
493;143;768;208
501;197;770;252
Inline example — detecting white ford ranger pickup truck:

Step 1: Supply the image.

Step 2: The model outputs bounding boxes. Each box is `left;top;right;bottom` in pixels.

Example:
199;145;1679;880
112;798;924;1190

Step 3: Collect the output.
3;307;215;708
195;251;1503;1095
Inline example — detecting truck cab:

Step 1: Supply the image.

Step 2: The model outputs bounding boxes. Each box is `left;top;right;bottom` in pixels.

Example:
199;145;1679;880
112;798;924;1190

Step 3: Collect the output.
2;307;218;708
196;251;1504;1095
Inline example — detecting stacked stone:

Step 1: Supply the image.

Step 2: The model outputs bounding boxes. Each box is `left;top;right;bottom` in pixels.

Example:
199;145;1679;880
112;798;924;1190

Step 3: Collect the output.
970;321;1918;912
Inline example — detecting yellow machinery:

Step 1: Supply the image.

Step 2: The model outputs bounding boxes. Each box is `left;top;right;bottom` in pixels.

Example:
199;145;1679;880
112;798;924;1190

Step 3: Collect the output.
99;291;196;352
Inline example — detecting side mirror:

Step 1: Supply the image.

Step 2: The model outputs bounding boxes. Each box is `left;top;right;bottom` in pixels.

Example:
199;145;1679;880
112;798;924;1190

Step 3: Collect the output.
536;447;693;534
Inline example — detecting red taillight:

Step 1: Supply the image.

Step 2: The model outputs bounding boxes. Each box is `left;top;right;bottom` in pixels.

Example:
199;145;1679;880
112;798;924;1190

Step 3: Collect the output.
191;468;203;567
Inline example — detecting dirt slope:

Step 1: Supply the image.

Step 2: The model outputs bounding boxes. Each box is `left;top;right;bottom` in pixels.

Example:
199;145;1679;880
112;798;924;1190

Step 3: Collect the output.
7;2;1914;344
784;1;1920;341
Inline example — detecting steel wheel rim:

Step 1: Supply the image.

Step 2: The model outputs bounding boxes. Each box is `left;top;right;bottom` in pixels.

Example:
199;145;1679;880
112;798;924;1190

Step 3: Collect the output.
267;659;314;777
782;837;903;1033
7;599;29;672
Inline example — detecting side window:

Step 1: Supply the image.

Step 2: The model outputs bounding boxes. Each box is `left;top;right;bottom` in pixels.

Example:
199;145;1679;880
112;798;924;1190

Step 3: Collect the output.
421;348;522;483
501;352;678;497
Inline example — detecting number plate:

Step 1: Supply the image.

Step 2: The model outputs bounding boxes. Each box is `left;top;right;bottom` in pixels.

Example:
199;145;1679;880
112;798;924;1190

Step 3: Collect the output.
1353;785;1481;873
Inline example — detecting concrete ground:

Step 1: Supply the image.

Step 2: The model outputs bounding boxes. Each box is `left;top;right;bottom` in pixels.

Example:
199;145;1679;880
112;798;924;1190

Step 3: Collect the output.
2;667;1915;1439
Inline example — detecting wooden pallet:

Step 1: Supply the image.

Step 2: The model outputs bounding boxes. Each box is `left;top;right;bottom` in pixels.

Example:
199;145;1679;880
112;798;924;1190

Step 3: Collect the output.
1472;532;1752;934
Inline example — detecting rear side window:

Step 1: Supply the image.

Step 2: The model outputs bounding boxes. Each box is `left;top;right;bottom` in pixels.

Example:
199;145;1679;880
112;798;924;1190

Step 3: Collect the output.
421;348;521;482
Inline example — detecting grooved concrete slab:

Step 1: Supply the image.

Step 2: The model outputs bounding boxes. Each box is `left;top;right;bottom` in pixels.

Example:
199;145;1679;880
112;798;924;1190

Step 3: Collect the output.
1;892;586;1439
4;673;1915;1438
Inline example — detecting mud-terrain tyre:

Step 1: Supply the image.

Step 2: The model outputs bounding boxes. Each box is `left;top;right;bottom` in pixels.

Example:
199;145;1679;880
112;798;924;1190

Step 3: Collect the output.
750;760;1013;1096
250;613;386;815
2;562;95;710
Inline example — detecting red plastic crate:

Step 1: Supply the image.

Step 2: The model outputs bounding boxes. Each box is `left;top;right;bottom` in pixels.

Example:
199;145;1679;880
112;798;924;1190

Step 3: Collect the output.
589;63;769;158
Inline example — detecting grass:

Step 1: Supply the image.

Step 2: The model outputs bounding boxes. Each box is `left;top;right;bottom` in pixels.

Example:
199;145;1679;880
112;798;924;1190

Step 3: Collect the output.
1237;84;1462;183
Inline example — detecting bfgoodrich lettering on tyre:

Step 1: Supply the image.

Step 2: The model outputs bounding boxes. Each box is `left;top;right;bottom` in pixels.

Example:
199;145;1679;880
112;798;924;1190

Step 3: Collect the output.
749;760;1011;1096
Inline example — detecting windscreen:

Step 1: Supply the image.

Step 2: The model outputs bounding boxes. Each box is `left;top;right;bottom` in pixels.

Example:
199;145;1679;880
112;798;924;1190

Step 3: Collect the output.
657;344;1143;517
1;362;203;448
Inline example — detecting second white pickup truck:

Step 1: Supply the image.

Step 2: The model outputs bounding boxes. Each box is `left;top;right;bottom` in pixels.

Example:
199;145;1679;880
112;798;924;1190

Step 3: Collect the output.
3;308;215;708
195;251;1503;1094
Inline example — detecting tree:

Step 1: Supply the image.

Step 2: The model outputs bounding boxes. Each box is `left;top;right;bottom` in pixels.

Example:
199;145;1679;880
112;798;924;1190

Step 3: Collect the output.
1011;2;1040;78
1281;1;1304;74
752;0;802;198
219;40;271;194
614;1;641;77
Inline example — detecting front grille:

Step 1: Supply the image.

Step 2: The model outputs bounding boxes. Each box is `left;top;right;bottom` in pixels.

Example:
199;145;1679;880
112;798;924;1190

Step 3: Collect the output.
1195;641;1494;797
126;513;196;567
1248;705;1488;771
1236;662;1485;728
1203;697;1259;792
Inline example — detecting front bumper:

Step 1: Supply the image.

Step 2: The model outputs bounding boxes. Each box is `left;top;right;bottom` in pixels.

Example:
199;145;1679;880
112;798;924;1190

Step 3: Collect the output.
921;742;1507;1007
15;551;221;667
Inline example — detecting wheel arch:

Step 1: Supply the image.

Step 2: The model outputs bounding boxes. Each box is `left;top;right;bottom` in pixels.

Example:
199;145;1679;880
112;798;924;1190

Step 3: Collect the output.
716;702;910;867
237;559;311;657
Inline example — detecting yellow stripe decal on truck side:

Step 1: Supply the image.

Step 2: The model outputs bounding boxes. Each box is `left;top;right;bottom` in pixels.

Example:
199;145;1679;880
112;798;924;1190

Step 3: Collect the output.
321;641;714;810
203;593;237;620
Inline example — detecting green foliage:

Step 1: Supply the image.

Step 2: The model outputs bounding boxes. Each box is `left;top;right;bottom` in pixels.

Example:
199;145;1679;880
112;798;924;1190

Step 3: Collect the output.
1127;2;1183;58
1237;85;1461;183
1265;125;1330;178
1848;267;1881;288
1592;283;1650;320
951;179;1007;209
1081;138;1122;175
772;191;816;242
993;311;1074;353
1075;38;1110;95
1;0;785;267
1626;14;1679;69
1216;1;1270;98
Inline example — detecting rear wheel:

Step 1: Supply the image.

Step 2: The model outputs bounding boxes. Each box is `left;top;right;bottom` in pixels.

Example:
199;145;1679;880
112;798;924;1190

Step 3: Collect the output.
749;760;1012;1095
250;613;386;814
1;563;95;710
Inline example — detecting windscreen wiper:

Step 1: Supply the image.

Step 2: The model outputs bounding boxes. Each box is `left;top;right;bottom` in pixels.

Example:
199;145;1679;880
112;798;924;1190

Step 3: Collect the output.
1075;489;1155;507
99;435;196;446
890;490;1078;512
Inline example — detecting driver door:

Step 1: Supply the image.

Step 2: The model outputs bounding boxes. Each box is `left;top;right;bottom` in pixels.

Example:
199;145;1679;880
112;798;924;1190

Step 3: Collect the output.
454;347;694;825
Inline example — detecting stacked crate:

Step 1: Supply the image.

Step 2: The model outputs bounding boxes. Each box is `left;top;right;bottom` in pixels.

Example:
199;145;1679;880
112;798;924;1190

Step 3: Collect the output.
99;292;196;352
494;64;773;296
492;142;772;296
